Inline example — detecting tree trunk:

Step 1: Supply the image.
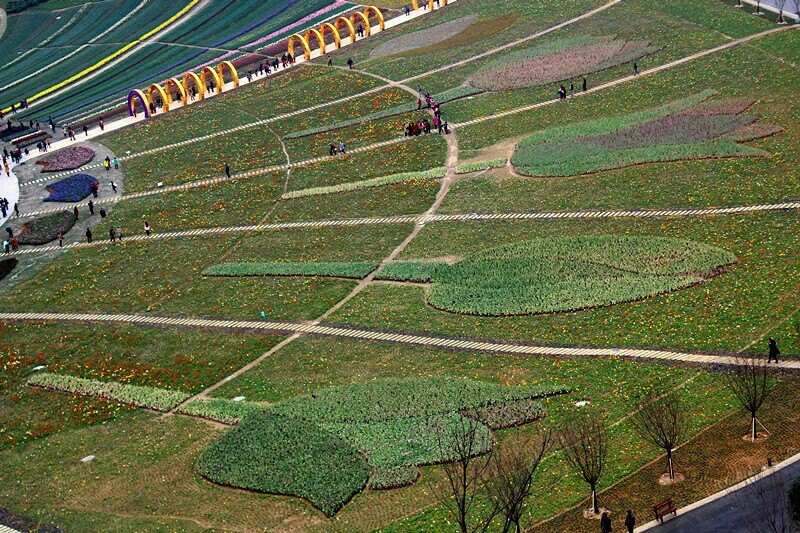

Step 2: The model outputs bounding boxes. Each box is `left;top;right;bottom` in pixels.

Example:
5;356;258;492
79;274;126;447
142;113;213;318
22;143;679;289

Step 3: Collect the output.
667;450;675;479
591;487;599;515
752;414;758;441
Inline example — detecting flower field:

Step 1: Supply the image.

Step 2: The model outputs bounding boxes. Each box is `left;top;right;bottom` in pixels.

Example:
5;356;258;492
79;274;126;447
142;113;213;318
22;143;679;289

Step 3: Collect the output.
511;95;781;177
198;377;567;514
281;167;446;199
43;174;96;202
16;211;77;245
468;35;661;92
369;15;478;59
35;146;94;172
203;261;378;279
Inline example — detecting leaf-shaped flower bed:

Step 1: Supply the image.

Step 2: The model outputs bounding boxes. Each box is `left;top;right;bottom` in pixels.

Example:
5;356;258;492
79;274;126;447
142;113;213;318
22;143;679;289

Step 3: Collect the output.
43;174;96;203
35;146;94;172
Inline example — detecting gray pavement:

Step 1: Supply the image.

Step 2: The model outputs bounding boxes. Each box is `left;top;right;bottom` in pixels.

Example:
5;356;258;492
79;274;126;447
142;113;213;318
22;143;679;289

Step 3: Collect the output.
655;460;800;532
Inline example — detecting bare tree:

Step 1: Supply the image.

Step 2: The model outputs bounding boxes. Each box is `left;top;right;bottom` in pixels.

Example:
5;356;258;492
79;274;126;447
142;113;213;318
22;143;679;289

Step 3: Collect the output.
483;429;553;532
733;469;799;533
725;352;771;441
560;416;607;515
631;392;686;480
432;417;493;533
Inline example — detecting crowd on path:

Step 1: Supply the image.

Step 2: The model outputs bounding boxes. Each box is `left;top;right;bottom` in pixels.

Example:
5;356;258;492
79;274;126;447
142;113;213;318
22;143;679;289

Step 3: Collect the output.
405;87;450;136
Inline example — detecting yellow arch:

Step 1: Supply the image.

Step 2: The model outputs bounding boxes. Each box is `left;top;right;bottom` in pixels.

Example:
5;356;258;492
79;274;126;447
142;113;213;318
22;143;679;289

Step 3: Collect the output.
201;66;222;94
411;0;418;9
287;33;311;60
165;77;186;106
363;6;384;31
319;22;341;49
351;11;370;37
217;60;239;88
334;16;355;43
183;71;205;100
147;83;169;111
304;27;325;54
127;89;150;117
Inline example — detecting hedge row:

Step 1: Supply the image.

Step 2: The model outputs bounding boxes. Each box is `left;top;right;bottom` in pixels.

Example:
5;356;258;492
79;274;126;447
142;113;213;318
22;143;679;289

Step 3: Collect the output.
203;262;378;279
17;211;77;245
197;412;370;516
282;167;446;199
6;0;47;14
27;372;190;411
463;397;546;429
455;158;507;174
368;465;420;490
284;86;481;139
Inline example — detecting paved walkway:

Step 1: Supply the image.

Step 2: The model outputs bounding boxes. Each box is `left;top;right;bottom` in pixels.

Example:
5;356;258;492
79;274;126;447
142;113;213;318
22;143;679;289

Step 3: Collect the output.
638;450;800;531
6;200;799;256
1;311;798;370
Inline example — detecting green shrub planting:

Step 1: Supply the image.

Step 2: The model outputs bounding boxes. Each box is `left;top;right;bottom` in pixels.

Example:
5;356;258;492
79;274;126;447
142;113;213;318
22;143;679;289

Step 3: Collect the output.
202;262;378;279
27;372;190;411
175;398;265;424
462;397;546;429
369;465;420;490
455;158;508;174
197;412;370;516
376;236;736;315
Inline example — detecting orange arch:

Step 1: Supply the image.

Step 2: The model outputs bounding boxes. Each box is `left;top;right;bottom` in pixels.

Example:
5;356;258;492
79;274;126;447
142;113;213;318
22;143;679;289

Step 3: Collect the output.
148;83;169;111
334;16;355;43
287;33;311;60
319;22;341;49
217;60;239;88
363;6;384;31
351;11;370;37
183;71;205;100
201;66;222;94
304;28;325;54
165;77;186;106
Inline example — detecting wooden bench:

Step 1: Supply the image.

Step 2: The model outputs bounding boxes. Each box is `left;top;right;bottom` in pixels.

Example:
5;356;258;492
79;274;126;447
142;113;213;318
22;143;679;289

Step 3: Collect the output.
653;498;677;522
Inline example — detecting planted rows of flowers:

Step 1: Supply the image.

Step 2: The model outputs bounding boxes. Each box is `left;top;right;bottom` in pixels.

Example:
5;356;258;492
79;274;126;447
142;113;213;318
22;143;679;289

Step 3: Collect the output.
43;174;96;203
469;35;661;92
203;262;378;279
512;94;781;177
36;146;95;172
27;372;191;411
197;377;568;515
369;15;479;59
281;167;446;199
17;211;78;245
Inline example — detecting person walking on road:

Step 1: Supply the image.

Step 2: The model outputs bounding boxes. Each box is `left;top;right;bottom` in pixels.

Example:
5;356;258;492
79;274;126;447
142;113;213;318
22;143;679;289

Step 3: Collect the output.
113;157;119;170
144;221;151;236
225;163;231;178
86;228;93;243
625;510;635;533
633;62;639;75
88;200;94;215
347;57;354;69
109;227;116;242
768;337;780;363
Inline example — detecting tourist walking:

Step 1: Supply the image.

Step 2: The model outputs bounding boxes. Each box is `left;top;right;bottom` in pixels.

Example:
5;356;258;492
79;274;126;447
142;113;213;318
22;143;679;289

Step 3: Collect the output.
144;221;151;236
13;203;19;217
116;227;123;241
569;81;574;96
558;85;567;100
338;141;346;154
768;337;780;363
633;62;639;75
104;157;111;171
600;512;611;533
111;181;117;193
73;206;79;218
113;157;119;170
99;119;105;131
83;125;88;136
225;162;231;178
625;510;635;533
109;227;116;242
86;228;93;243
329;143;337;156
88;200;94;215
58;233;63;247
347;57;354;69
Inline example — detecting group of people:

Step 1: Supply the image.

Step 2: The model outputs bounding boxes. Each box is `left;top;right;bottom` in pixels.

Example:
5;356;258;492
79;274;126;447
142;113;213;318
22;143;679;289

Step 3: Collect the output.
83;220;152;245
35;138;51;152
405;89;449;135
3;146;24;166
0;198;18;219
558;76;588;100
103;155;119;171
600;510;637;533
328;141;347;156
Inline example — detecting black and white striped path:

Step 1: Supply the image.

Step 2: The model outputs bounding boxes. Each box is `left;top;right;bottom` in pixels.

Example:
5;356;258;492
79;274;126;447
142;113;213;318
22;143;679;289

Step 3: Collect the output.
7;200;800;255
0;312;797;371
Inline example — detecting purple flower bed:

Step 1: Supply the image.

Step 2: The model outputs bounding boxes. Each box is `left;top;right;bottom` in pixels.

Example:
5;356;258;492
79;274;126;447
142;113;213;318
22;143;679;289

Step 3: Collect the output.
36;146;94;172
44;174;96;203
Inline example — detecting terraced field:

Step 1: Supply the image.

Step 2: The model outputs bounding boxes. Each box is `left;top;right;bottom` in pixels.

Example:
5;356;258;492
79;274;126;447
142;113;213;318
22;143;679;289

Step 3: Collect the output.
1;0;800;531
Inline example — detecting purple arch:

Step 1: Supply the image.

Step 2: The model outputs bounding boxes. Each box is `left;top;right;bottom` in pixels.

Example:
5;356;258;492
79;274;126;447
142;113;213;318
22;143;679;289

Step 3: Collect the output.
127;90;150;118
